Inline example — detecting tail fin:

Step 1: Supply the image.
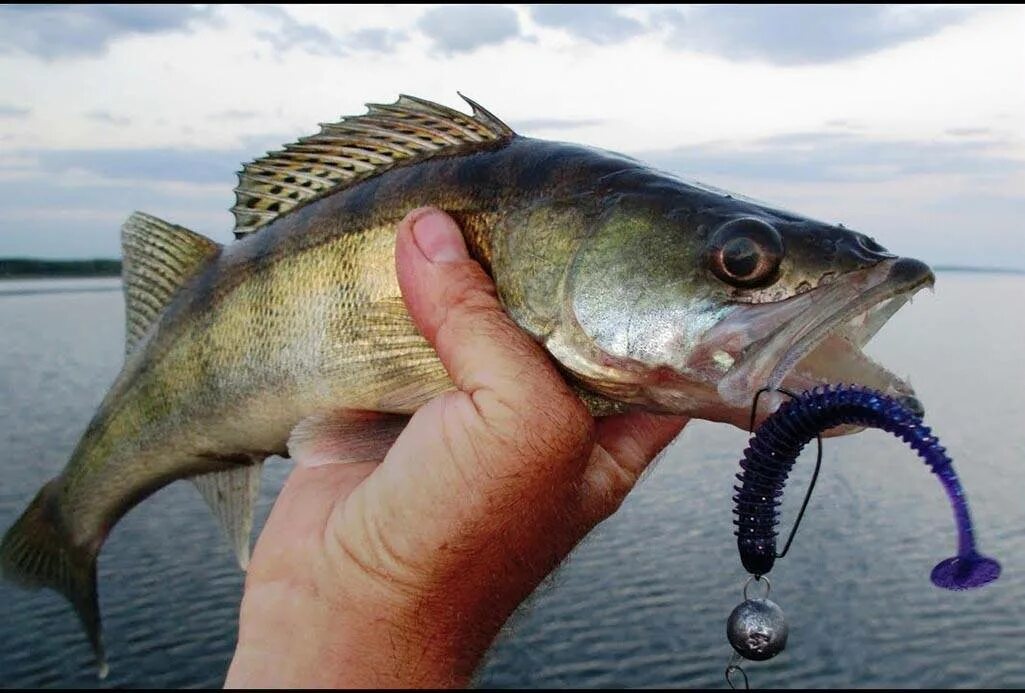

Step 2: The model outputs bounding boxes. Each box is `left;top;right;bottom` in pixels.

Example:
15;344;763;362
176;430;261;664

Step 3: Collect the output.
0;479;107;677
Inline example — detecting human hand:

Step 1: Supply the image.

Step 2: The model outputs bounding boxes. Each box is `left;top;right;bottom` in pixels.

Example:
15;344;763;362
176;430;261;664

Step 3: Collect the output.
224;207;689;688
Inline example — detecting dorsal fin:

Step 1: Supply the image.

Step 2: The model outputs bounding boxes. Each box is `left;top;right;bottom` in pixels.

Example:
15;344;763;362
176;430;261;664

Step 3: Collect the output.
121;212;221;354
231;93;516;238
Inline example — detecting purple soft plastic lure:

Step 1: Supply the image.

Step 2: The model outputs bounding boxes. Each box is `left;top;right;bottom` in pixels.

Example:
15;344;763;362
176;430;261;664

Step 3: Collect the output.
734;384;1001;590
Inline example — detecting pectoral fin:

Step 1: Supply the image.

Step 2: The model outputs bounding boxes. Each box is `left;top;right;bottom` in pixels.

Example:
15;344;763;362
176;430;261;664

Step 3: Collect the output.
192;460;264;570
288;410;409;467
332;296;456;413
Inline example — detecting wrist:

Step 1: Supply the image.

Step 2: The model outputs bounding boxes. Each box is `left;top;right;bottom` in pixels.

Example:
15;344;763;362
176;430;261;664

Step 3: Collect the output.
226;573;502;688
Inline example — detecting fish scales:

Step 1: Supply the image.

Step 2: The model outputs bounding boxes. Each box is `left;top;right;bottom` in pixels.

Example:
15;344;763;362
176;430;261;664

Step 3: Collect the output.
0;95;936;674
61;140;610;537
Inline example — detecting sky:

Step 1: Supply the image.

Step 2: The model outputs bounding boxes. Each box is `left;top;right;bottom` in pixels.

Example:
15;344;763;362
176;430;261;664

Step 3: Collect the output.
0;4;1022;268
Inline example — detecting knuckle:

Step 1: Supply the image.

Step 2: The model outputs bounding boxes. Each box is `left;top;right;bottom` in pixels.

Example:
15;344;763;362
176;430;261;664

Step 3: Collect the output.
439;393;496;490
440;263;500;317
526;390;595;460
433;264;509;344
475;387;595;476
581;446;640;520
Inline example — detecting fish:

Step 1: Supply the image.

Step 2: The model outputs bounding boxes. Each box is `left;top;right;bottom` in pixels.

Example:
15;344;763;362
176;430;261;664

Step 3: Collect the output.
0;94;935;674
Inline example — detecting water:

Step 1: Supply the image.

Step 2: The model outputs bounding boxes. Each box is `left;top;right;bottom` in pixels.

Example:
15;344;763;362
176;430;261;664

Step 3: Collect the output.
0;274;1022;688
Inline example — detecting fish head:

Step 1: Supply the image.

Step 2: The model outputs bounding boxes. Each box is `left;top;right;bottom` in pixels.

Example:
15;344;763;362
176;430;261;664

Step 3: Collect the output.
534;173;935;430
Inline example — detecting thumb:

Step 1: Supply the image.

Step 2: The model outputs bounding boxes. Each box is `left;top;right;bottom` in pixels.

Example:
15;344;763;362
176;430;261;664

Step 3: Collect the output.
394;206;589;432
391;206;594;492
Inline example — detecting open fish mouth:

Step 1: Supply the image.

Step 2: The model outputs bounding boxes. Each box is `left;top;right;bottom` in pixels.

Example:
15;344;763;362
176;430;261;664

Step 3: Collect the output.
705;257;935;418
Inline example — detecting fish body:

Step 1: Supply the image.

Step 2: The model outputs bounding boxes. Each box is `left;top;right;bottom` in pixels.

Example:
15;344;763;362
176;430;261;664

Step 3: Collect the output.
0;95;935;672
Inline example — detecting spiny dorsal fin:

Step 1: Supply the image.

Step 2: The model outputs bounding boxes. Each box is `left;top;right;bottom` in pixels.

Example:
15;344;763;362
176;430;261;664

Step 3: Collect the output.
231;93;516;238
121;212;221;354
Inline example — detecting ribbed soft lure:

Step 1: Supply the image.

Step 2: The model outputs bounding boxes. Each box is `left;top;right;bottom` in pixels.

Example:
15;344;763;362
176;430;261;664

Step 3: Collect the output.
724;384;1000;687
734;384;1000;587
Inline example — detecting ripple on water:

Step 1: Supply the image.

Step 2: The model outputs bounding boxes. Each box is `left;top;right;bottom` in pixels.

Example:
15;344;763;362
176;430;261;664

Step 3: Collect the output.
1;275;1024;687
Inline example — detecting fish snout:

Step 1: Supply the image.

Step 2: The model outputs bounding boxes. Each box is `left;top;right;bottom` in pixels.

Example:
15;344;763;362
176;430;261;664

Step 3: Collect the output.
896;394;925;418
888;257;936;289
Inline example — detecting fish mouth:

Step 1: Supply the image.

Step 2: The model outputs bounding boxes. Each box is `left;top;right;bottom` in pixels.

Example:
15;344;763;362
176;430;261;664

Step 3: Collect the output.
704;257;935;419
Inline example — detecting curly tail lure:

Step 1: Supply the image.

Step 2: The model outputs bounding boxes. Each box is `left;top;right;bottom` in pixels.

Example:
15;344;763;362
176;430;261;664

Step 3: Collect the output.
724;384;1000;689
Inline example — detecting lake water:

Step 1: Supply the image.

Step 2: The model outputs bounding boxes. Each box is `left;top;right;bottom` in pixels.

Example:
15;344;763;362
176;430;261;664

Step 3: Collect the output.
0;274;1022;688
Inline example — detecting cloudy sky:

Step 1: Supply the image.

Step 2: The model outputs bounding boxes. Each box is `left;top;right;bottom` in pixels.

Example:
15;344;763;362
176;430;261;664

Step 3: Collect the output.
1;4;1022;268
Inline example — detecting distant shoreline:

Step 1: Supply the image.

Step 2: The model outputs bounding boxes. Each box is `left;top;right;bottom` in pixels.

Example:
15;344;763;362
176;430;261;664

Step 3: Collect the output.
0;259;121;279
931;265;1025;275
0;258;1021;279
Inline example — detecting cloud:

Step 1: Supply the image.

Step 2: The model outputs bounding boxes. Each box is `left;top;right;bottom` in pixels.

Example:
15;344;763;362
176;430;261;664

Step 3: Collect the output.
640;131;1025;184
4;131;293;187
85;110;131;127
632;131;1025;268
417;5;521;54
29;148;247;185
9;133;1019;203
0;175;229;258
659;5;977;65
249;5;345;57
347;28;408;53
0;132;320;256
510;117;607;133
0;144;262;256
249;7;407;56
946;127;993;138
823;118;865;130
0;104;30;118
526;5;979;64
208;109;260;121
0;4;217;59
1;129;1021;267
529;4;644;44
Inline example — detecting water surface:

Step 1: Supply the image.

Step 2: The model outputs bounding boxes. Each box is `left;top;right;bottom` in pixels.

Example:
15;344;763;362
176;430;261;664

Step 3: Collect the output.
0;274;1022;688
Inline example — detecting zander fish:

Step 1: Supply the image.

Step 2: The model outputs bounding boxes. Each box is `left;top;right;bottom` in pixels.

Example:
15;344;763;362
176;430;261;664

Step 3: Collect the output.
0;95;935;673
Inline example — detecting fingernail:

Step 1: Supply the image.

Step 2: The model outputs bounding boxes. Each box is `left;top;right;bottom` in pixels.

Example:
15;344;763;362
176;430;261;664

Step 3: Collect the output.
411;209;467;263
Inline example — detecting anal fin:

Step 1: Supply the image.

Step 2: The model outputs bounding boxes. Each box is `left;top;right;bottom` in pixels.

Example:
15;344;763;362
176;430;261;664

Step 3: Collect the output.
192;460;263;570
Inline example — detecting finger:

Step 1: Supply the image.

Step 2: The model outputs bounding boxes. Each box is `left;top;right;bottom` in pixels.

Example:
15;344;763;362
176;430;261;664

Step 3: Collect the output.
394;207;583;417
595;411;689;478
248;462;376;583
577;412;688;524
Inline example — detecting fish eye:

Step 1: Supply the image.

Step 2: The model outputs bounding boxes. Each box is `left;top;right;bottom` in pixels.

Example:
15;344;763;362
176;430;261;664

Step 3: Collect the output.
708;218;784;289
